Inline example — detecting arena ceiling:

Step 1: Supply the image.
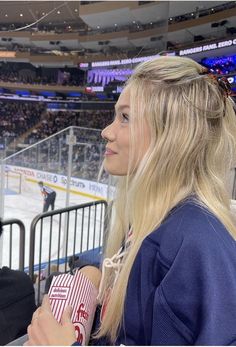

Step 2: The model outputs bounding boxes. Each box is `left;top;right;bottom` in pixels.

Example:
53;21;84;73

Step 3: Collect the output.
0;1;235;65
0;1;228;26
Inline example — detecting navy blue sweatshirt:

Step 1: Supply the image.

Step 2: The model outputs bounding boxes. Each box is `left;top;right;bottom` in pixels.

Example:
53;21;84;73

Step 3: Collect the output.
88;199;236;345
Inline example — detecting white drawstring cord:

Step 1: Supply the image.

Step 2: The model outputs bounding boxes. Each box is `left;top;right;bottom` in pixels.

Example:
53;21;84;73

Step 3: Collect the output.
97;230;133;304
97;246;128;303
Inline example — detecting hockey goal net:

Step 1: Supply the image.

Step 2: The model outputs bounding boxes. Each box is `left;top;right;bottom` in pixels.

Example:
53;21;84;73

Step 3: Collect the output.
5;170;22;194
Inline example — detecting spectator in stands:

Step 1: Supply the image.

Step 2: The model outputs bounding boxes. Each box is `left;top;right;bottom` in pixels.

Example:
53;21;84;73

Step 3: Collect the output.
26;56;236;345
0;100;46;145
38;181;56;212
0;219;36;345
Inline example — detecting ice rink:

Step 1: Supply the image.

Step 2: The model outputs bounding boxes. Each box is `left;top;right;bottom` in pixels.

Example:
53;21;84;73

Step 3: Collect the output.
3;173;236;271
2;180;99;269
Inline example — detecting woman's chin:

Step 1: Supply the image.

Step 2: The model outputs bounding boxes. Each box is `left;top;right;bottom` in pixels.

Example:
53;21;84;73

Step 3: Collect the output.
104;165;126;176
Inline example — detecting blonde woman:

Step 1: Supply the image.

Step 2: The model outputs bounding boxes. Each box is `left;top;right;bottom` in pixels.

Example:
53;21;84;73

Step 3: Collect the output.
26;56;236;345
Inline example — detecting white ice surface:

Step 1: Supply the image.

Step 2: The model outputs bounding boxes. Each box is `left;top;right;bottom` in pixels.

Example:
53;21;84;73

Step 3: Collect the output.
2;181;96;269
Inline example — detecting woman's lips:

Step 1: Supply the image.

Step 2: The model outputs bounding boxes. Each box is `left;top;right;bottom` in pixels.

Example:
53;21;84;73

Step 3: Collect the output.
104;148;117;156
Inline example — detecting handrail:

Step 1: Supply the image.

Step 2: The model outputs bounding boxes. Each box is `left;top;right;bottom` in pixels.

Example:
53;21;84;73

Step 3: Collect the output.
2;218;25;270
29;199;107;279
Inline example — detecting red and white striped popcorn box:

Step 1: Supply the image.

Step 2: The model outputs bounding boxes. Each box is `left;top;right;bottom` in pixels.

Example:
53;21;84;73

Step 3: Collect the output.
48;269;98;345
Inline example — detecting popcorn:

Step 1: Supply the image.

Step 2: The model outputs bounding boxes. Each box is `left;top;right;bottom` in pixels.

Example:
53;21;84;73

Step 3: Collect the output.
48;269;98;345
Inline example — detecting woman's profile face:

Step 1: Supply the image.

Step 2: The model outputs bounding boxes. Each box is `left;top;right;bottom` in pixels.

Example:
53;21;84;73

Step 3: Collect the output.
101;87;150;176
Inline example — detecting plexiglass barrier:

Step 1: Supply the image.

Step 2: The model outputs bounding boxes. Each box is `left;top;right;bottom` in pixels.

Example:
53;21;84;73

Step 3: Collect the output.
0;126;111;267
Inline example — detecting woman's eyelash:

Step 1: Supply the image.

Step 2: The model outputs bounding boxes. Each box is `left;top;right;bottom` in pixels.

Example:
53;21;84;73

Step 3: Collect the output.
121;113;129;121
113;112;129;122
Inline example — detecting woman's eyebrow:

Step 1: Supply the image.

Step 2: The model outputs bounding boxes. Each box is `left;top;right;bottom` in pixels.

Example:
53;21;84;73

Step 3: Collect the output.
115;104;130;111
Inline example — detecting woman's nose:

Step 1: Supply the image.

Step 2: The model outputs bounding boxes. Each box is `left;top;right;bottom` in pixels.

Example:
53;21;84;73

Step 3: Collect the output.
101;122;116;142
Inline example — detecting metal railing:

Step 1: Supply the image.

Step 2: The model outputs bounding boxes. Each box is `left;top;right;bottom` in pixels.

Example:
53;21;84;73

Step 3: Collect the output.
28;200;107;305
1;218;25;270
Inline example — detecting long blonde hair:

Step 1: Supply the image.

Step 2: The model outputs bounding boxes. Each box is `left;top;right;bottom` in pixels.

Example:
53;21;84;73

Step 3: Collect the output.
96;56;236;342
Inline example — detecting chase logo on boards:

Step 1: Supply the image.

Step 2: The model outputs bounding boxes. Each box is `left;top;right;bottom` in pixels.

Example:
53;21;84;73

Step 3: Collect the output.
36;172;58;183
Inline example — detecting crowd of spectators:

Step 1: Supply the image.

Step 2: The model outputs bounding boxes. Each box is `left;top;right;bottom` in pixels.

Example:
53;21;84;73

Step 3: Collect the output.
0;63;85;87
22;110;113;180
0;64;122;104
0;70;56;85
11;131;106;182
0;62;127;92
0;95;114;161
0;100;46;142
12;108;113;181
25;109;113;144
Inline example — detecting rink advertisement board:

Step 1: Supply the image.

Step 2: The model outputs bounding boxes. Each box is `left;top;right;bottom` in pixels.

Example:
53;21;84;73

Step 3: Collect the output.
179;38;236;56
5;165;109;200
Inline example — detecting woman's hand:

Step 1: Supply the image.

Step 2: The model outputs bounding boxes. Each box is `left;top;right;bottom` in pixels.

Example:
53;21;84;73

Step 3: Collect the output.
24;294;77;346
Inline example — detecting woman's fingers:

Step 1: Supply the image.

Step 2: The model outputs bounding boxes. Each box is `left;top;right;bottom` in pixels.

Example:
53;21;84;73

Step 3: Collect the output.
41;294;52;312
27;322;45;345
25;293;77;345
31;307;41;323
61;305;73;326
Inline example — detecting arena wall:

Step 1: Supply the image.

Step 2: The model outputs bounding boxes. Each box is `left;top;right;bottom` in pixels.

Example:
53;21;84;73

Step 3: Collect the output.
6;164;109;201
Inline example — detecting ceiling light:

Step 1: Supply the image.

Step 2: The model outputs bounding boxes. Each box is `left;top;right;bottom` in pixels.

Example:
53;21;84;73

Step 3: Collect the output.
75;9;78;12
133;21;136;24
42;12;45;16
57;10;61;14
114;23;117;26
97;26;100;29
20;13;23;17
5;14;8;17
